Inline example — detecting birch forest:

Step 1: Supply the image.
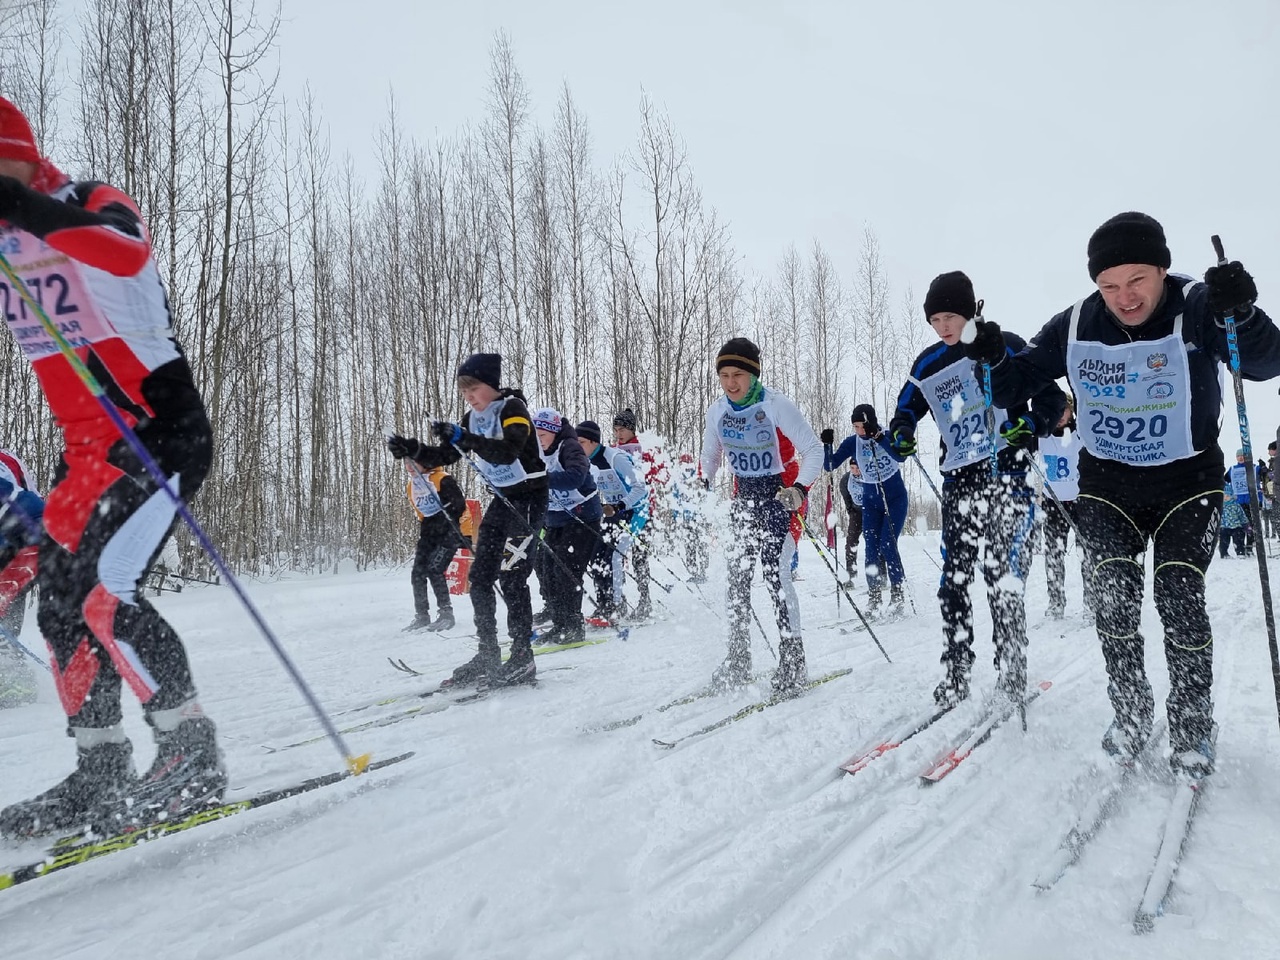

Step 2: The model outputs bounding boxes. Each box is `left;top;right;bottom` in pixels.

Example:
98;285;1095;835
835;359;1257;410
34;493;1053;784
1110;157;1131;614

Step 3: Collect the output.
0;0;936;574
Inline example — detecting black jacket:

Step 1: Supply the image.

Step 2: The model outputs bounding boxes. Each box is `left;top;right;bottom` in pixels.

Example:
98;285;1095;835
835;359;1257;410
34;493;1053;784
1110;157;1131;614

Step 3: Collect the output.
987;275;1280;497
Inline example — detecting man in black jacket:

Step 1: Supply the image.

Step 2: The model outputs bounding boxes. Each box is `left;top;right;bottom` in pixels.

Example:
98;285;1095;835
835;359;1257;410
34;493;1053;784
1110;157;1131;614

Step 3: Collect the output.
966;212;1280;777
388;353;548;687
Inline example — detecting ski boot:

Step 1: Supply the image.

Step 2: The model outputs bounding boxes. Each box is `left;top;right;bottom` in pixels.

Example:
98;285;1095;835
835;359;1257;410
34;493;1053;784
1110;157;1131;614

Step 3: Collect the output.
770;635;808;700
402;613;433;633
710;646;752;693
489;639;536;688
865;582;883;621
1047;602;1065;620
932;661;971;709
1100;712;1154;762
885;582;907;620
108;707;226;829
631;598;653;622
0;727;136;839
532;608;554;627
1169;721;1217;779
425;608;456;632
446;643;502;688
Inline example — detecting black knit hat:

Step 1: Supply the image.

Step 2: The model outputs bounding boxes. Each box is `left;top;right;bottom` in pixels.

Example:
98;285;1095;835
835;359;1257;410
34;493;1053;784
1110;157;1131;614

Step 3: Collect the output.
715;337;762;376
457;352;501;390
576;420;602;444
1086;212;1171;281
612;408;638;431
923;271;977;321
851;403;878;426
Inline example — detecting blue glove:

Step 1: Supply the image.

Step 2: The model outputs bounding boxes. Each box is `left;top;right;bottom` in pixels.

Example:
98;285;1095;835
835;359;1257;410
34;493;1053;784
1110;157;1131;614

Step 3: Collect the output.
890;427;917;459
431;421;464;445
999;415;1036;449
628;503;650;537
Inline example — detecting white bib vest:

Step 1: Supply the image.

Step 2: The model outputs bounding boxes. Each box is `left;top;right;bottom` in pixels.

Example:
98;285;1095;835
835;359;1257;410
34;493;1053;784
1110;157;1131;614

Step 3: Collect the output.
1066;283;1196;467
917;356;1008;473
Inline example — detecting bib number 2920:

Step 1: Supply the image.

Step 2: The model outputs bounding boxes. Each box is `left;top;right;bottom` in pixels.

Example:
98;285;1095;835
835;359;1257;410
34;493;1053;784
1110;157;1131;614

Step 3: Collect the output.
1088;409;1168;443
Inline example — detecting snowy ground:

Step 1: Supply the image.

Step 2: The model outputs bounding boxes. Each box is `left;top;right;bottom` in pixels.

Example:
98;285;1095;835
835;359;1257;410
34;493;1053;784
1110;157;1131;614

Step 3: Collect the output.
2;530;1279;960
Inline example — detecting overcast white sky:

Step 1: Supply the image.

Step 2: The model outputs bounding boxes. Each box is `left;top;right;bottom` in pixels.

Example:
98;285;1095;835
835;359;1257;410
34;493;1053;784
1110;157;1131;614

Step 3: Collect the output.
276;0;1280;450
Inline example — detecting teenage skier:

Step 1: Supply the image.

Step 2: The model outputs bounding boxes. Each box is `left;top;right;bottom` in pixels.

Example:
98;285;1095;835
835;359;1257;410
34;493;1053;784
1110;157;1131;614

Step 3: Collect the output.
824;404;909;618
400;460;467;632
700;337;822;697
1039;400;1094;620
576;420;649;625
965;211;1280;776
0;97;224;838
387;352;548;687
533;409;601;645
889;271;1066;709
611;408;663;620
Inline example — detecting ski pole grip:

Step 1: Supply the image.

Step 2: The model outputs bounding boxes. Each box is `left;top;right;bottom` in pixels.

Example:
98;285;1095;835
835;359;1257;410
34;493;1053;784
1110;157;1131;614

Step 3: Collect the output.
1211;234;1226;266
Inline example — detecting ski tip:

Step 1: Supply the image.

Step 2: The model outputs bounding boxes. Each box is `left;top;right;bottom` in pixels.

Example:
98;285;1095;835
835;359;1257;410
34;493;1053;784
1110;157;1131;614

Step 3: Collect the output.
346;753;373;776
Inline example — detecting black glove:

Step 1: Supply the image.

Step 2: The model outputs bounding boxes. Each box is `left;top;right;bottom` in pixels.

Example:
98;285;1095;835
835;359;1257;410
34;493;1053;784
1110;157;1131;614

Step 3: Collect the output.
1205;260;1257;316
387;435;422;460
889;426;916;459
0;176;24;220
863;419;882;440
964;319;1006;366
999;415;1036;449
431;421;464;445
820;427;835;445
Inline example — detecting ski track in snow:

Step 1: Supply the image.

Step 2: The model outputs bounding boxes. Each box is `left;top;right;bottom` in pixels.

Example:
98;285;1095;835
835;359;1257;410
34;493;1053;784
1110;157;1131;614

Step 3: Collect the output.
1;537;1278;959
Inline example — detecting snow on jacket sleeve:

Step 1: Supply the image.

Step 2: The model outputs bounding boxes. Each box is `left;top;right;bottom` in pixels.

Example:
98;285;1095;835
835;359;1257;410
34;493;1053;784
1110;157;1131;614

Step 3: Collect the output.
769;392;822;489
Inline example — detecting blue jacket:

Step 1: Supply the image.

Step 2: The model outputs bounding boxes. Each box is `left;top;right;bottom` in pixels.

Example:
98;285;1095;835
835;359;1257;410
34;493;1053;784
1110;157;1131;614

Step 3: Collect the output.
543;423;602;528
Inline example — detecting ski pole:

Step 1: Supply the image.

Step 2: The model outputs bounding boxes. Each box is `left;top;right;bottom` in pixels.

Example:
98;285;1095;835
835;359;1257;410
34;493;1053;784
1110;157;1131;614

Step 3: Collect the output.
796;512;891;663
0;253;371;777
911;454;944;505
0;620;48;672
1211;234;1280;734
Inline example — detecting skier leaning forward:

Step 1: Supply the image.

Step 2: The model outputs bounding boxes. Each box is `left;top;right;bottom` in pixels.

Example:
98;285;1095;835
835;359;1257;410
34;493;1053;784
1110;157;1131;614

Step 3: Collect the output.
967;211;1280;777
0;97;223;838
700;337;822;697
889;270;1066;709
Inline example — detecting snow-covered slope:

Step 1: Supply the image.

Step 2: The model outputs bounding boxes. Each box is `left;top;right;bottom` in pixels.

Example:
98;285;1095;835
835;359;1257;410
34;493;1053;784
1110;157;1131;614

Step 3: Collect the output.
2;534;1277;960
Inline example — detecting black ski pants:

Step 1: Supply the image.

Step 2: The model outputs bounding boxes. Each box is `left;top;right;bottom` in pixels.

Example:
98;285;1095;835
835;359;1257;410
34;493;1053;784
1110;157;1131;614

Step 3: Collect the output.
542;518;598;640
838;480;863;578
469;489;547;658
938;466;1036;679
411;515;460;617
1076;486;1221;753
1044;499;1094;613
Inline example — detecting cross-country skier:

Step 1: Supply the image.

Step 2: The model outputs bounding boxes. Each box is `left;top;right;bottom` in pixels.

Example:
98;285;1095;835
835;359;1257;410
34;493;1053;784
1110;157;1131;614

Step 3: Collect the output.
889;271;1066;709
700;337;822;697
669;452;709;583
965;211;1280;776
1039;400;1094;620
400;460;467;632
388;352;548;687
818;429;864;581
575;420;649;625
1219;479;1249;558
0;447;43;708
533;408;600;645
824;405;909;618
611;408;664;619
0;97;224;838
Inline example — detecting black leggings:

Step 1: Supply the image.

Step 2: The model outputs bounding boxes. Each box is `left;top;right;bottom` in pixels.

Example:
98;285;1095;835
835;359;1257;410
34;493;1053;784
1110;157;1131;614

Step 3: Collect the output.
838;481;863;577
1075;487;1221;752
469;490;547;657
411;515;459;616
